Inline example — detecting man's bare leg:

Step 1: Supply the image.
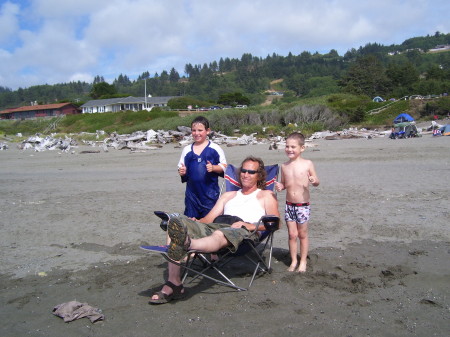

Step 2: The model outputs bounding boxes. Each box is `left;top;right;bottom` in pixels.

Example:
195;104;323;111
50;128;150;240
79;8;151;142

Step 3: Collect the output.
151;262;183;300
189;230;229;252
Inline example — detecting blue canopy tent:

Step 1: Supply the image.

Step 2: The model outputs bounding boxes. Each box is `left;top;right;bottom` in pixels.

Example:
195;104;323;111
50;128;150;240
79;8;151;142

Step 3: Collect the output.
393;113;414;124
390;113;419;138
440;124;450;136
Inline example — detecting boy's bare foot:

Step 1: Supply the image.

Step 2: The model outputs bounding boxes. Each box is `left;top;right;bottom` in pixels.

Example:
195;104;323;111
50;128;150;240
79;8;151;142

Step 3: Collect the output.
287;263;297;272
297;261;307;273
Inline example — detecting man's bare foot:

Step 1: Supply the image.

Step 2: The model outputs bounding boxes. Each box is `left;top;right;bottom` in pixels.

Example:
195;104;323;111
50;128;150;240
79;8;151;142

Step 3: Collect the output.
297;260;307;273
149;281;184;304
287;263;297;272
151;284;172;300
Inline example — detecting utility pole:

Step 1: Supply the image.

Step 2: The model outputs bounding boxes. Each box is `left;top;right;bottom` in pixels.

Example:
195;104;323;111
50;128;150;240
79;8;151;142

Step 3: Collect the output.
144;79;147;109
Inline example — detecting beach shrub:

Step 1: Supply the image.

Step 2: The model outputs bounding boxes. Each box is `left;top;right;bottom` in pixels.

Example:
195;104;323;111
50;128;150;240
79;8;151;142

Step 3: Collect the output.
419;96;450;118
207;103;344;135
281;105;342;130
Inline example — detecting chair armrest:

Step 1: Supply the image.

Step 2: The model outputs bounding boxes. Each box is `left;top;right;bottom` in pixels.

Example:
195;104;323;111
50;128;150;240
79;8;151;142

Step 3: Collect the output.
261;215;280;231
154;211;169;231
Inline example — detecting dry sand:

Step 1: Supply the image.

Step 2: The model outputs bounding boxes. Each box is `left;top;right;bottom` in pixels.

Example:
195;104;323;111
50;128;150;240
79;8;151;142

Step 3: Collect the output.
1;133;449;336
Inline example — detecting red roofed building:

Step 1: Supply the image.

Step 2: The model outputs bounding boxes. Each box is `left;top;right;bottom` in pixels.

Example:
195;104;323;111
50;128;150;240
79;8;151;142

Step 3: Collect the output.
0;103;81;120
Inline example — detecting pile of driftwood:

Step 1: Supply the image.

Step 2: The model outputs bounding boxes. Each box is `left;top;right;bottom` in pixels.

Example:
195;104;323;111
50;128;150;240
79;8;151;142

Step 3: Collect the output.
18;135;77;152
82;127;264;152
310;128;388;140
7;125;394;154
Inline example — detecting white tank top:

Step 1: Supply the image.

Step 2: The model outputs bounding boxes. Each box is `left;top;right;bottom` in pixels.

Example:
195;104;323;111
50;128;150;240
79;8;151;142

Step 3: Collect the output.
223;189;265;223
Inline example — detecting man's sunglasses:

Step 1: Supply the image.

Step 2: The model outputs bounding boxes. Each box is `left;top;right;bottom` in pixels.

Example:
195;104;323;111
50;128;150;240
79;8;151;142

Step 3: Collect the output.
240;168;258;175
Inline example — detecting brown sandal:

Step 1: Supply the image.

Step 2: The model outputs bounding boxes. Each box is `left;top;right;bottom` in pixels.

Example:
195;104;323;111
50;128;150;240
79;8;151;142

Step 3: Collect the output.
149;281;185;305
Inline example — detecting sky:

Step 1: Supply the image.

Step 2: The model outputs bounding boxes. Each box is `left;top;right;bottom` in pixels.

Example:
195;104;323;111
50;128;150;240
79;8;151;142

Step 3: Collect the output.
0;0;449;90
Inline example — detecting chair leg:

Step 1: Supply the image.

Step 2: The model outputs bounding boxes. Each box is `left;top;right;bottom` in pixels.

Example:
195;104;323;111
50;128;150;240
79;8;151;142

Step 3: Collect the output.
179;253;247;291
248;262;261;287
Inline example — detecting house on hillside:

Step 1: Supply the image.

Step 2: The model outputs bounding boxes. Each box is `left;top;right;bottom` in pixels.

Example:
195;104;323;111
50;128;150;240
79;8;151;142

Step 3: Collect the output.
429;45;450;52
81;96;176;113
0;103;81;120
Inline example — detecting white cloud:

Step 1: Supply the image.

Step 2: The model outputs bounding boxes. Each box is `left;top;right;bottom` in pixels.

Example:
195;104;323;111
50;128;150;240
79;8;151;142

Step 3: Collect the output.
0;0;448;90
0;2;20;44
68;72;93;83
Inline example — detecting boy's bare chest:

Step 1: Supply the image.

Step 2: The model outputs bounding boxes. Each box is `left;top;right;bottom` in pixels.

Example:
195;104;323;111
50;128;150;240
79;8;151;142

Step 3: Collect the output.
284;162;308;178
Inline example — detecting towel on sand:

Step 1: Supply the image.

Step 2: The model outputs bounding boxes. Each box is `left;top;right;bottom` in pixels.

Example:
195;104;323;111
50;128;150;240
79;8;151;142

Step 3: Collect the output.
52;301;104;323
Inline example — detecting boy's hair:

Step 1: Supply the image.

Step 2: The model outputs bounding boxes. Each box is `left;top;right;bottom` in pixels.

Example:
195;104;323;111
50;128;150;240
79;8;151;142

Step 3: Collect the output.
286;132;305;146
191;116;210;129
239;156;267;190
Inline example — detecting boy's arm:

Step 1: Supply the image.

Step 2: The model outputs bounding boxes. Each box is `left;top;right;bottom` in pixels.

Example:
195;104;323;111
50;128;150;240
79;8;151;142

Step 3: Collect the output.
216;145;228;175
308;161;320;186
178;146;189;182
206;161;227;174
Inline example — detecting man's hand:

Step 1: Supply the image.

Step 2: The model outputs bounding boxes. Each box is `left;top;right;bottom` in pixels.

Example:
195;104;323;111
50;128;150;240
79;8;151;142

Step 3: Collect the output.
230;221;256;231
230;221;247;229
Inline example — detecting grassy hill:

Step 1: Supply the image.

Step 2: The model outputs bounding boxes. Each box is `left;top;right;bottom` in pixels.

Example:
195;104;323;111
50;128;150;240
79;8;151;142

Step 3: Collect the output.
2;95;446;141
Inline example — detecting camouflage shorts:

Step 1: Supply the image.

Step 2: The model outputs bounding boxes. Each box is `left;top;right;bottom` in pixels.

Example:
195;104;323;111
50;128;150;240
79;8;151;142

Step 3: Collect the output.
175;215;258;253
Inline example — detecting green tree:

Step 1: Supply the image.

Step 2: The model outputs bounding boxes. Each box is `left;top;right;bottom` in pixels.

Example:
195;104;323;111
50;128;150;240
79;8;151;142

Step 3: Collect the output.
339;55;391;97
89;82;117;99
169;68;180;83
285;73;311;96
167;97;209;109
426;64;444;80
386;62;418;88
93;75;105;84
114;74;132;87
350;106;366;123
217;92;250;106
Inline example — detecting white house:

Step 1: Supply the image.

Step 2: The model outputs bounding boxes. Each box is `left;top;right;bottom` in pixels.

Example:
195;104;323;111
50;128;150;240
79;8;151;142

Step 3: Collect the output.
81;96;176;114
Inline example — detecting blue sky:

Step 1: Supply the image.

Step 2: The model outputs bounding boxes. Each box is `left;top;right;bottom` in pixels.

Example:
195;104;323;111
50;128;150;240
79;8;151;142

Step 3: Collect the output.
0;0;449;90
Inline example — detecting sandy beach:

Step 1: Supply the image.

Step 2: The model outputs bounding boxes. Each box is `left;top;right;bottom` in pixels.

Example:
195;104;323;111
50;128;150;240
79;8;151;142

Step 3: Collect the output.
1;132;449;336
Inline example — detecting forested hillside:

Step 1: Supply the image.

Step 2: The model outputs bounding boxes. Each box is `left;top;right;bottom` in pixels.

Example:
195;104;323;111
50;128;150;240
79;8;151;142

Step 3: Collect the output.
0;32;449;110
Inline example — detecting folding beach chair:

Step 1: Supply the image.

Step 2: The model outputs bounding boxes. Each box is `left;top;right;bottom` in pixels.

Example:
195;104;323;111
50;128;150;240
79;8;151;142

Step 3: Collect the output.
140;163;280;291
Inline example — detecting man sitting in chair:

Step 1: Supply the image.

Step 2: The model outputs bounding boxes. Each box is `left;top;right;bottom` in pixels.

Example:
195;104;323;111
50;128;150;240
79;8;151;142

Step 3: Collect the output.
150;155;279;304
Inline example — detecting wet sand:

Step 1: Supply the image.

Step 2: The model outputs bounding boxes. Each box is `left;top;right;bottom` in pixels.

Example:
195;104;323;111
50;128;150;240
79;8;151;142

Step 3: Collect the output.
1;133;449;336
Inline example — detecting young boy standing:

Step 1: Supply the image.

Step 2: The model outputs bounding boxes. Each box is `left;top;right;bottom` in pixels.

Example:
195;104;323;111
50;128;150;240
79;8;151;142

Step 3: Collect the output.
276;132;320;272
178;116;227;219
